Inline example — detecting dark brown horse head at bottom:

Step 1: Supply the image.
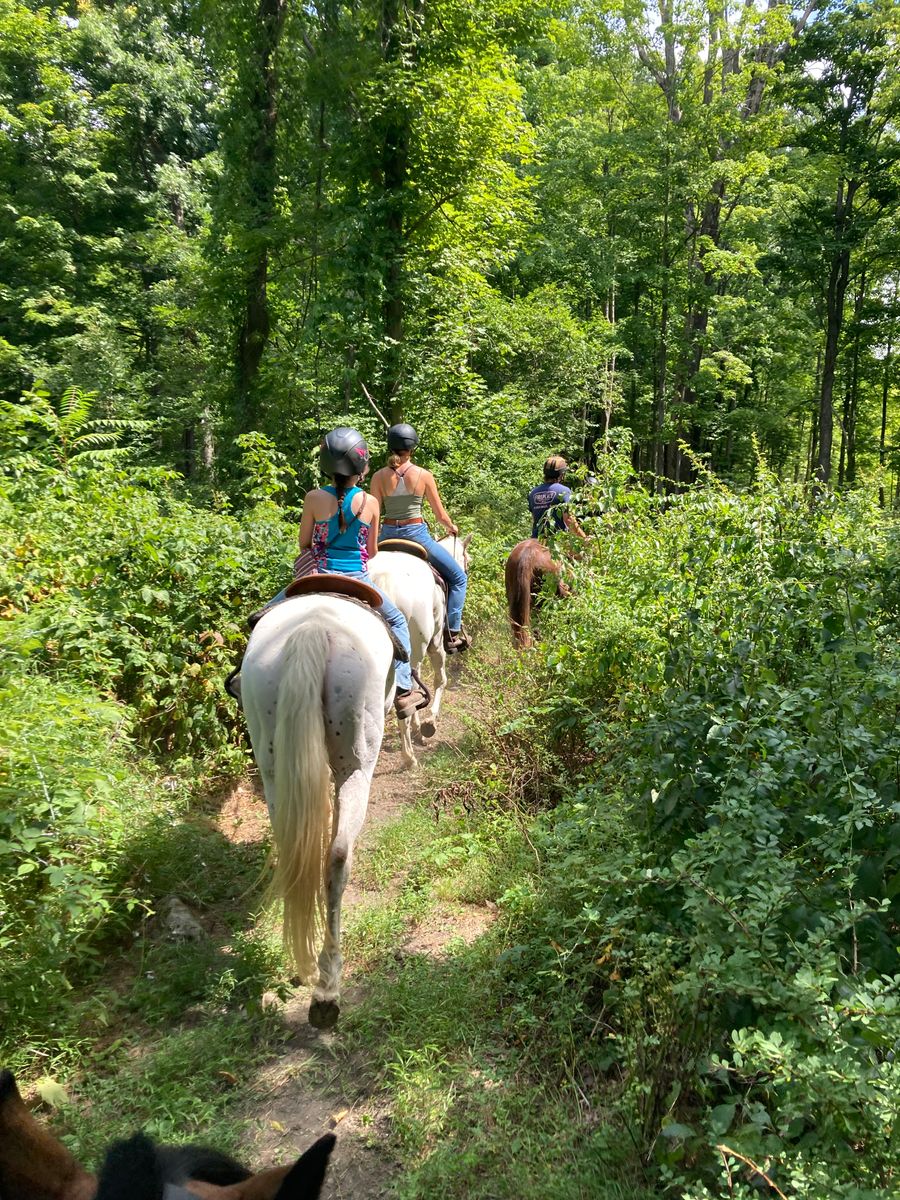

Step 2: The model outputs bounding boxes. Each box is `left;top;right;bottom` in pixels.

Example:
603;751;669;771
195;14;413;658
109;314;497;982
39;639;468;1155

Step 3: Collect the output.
504;538;569;649
0;1069;94;1200
0;1070;335;1200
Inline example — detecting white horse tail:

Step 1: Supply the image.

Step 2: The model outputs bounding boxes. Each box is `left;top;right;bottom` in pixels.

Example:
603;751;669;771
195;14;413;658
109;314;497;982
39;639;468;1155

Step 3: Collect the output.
269;621;333;980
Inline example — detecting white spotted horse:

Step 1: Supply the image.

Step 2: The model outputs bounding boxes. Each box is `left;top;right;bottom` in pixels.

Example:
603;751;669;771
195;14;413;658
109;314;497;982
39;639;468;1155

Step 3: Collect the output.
368;533;470;770
369;536;448;768
0;1069;335;1200
240;575;398;1028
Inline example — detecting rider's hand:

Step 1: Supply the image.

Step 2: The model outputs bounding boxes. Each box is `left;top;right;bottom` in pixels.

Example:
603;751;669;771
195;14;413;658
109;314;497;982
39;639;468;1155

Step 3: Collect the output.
446;522;459;535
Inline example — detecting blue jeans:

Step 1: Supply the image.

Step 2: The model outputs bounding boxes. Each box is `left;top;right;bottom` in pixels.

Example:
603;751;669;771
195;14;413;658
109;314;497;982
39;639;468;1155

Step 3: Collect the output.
266;574;412;691
379;524;467;629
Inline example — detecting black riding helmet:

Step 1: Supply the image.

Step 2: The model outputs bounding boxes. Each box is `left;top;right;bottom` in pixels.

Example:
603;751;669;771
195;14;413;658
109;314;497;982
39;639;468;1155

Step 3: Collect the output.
387;423;419;452
320;427;370;476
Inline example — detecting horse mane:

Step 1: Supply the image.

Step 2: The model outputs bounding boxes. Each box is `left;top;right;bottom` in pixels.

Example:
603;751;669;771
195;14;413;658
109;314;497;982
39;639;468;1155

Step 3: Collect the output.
96;1133;250;1200
156;1143;250;1186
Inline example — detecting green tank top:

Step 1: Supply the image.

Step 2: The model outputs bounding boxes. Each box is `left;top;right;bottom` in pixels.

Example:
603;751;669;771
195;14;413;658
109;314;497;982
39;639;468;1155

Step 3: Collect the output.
383;466;424;521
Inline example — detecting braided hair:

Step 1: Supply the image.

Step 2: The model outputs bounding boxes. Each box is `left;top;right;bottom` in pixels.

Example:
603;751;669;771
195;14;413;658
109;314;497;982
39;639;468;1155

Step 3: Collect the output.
332;473;354;532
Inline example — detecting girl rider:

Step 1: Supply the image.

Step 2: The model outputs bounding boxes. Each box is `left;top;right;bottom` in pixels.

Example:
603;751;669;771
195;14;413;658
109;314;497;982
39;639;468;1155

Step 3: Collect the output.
369;423;469;653
296;427;428;720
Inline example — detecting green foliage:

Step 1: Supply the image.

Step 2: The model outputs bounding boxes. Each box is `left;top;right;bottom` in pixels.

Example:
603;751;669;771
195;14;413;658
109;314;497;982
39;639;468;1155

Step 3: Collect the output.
492;459;900;1196
0;445;293;1060
2;384;148;471
0;674;149;1051
1;457;292;758
234;430;297;505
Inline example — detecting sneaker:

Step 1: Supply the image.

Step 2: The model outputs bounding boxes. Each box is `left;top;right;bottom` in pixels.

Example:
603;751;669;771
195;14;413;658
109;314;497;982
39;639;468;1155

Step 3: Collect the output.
394;687;428;719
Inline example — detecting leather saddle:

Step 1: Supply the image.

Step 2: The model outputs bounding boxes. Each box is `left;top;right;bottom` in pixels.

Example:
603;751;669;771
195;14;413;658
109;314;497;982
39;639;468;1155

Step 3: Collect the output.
285;573;382;607
378;538;429;561
378;539;448;600
377;539;459;651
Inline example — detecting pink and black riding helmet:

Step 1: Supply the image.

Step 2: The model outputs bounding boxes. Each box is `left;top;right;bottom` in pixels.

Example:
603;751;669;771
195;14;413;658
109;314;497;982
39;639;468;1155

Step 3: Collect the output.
320;427;370;476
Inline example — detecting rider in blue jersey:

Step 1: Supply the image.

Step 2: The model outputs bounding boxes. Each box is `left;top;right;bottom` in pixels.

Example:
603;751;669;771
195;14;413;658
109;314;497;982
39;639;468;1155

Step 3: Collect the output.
528;455;587;542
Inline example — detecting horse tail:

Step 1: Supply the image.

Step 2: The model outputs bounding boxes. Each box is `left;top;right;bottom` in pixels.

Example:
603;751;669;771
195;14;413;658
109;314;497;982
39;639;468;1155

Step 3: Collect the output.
269;621;333;980
505;545;533;648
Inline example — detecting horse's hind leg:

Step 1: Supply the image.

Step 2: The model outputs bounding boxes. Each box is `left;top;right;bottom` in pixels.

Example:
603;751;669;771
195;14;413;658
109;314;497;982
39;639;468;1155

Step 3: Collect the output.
308;765;371;1030
419;637;446;739
397;702;418;768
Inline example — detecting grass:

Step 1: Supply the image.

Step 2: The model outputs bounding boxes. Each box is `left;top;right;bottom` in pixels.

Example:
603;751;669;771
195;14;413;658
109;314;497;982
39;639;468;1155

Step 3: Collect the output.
24;634;651;1198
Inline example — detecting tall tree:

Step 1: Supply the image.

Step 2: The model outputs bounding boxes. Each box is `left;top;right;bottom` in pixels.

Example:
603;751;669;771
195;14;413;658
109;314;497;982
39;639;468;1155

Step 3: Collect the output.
785;0;900;484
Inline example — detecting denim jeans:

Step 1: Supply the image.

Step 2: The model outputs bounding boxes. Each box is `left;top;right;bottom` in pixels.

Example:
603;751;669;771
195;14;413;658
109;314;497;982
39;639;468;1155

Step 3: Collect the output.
265;573;412;691
379;524;467;629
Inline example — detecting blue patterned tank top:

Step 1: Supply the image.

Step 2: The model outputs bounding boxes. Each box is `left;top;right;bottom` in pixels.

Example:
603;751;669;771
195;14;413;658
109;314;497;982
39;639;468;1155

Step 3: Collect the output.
311;486;370;573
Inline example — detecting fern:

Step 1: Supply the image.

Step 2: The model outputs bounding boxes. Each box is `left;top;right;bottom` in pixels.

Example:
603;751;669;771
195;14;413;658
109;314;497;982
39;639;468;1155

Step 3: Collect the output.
0;384;150;472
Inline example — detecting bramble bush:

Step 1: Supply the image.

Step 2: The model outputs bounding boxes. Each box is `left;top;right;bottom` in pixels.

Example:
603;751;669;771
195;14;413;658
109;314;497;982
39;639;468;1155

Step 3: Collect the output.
1;460;292;759
494;457;900;1198
0;440;295;1059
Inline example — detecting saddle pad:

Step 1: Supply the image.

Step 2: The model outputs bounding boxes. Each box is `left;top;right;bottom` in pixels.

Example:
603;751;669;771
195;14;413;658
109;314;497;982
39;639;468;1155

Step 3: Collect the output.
285;573;383;608
378;538;429;561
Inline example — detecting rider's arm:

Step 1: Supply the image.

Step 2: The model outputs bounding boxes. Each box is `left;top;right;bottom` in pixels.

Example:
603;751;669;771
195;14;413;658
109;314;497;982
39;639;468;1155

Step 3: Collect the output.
366;497;380;560
297;492;318;551
422;471;458;535
369;469;384;503
564;510;588;540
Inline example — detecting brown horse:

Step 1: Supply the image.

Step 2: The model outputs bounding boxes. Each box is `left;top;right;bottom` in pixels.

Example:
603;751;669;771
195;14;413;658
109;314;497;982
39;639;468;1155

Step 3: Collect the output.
0;1069;334;1200
504;538;570;648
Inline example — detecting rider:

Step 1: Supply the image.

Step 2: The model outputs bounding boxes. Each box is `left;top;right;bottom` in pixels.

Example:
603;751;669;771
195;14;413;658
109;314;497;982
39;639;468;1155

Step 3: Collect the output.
528;455;587;542
369;423;470;653
295;427;428;720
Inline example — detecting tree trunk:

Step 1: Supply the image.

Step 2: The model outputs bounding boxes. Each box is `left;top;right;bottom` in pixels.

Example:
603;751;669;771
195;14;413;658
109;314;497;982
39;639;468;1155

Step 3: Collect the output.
377;0;424;421
235;0;286;429
879;323;894;507
817;178;858;486
654;150;671;492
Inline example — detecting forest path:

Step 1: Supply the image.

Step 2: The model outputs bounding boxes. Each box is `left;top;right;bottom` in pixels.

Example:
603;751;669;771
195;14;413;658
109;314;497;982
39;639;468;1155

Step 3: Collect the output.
219;660;492;1198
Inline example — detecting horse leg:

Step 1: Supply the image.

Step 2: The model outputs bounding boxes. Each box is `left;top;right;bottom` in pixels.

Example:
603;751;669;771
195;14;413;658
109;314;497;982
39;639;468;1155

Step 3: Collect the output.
398;707;417;768
419;635;446;739
308;765;371;1029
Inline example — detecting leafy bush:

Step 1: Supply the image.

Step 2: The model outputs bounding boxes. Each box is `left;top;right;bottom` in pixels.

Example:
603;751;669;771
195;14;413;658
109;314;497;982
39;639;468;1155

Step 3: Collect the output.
0;450;295;1060
1;460;293;759
0;675;151;1051
493;461;900;1198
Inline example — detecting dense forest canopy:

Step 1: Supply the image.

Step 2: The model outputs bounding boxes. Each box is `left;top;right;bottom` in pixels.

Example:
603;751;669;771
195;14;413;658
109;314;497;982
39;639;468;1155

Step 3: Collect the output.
2;4;900;1198
1;0;897;495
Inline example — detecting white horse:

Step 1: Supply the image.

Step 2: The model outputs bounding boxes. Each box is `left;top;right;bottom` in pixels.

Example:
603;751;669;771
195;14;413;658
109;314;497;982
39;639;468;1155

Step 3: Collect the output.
240;593;395;1028
368;533;470;769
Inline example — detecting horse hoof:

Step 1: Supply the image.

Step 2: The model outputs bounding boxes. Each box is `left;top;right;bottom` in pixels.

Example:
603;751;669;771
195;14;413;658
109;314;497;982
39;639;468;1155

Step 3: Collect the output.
419;718;436;738
309;998;340;1029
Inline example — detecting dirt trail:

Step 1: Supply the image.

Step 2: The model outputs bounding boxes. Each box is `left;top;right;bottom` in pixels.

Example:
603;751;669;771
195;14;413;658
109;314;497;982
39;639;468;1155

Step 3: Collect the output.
215;665;491;1198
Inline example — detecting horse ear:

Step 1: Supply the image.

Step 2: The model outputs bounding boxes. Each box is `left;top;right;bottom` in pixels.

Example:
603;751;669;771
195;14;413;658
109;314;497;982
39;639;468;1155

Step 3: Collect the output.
0;1069;96;1200
462;533;473;549
96;1134;160;1200
234;1135;335;1200
270;1135;335;1200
